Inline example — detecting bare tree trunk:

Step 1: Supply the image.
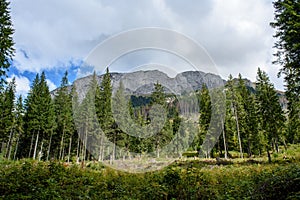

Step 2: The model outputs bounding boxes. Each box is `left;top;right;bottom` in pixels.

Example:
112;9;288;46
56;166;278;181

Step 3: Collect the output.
156;138;160;158
59;125;65;161
46;131;53;161
14;132;21;160
98;135;104;162
67;136;72;163
275;137;279;153
221;119;228;159
76;133;80;163
234;104;243;158
248;139;252;157
6;127;14;159
267;145;272;163
38;141;44;161
83;126;88;162
29;132;35;158
112;133;116;161
282;138;287;151
33;129;40;160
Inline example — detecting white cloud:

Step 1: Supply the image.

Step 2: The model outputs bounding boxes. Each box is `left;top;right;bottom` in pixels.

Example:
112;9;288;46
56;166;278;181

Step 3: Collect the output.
46;79;57;91
7;75;31;97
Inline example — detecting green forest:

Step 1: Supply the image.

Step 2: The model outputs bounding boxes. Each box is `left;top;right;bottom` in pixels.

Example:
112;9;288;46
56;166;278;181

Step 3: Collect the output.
0;0;300;199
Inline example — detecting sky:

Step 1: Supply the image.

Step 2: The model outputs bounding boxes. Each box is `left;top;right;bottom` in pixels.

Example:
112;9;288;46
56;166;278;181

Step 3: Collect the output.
8;0;284;97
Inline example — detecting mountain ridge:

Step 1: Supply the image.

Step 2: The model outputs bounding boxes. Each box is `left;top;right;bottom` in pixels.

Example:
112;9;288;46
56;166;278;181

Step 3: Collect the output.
51;70;287;110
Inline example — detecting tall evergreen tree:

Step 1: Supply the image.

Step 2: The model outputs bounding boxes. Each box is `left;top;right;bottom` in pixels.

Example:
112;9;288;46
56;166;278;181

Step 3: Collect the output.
54;71;73;161
271;0;300;143
20;72;55;159
197;84;212;156
12;95;24;160
225;74;244;158
96;69;114;160
236;74;260;156
256;68;285;162
0;0;14;88
0;77;15;156
150;82;168;158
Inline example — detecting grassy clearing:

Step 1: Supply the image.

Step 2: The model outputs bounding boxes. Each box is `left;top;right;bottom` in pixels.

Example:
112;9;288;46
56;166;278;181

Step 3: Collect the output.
0;145;299;199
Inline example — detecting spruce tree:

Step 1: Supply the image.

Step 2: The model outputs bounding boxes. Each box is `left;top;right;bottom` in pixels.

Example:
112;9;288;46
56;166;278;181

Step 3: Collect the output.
54;71;73;161
0;77;15;156
0;0;14;88
225;74;244;158
236;74;260;156
256;68;285;162
197;84;212;156
20;72;55;159
97;69;114;160
150;82;167;158
13;95;24;160
271;0;300;144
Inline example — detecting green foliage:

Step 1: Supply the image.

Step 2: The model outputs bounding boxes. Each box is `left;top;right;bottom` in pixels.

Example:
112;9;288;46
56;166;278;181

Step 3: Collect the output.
0;78;15;143
0;0;14;87
197;84;211;152
271;0;300;144
0;157;299;199
256;68;285;155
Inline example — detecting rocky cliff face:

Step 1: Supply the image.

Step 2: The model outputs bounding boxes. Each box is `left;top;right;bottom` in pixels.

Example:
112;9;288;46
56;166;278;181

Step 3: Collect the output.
72;70;225;101
51;70;287;110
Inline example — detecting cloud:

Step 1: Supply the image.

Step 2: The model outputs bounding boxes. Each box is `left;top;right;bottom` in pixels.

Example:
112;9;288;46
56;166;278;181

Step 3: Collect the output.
46;79;57;91
10;0;284;90
7;75;31;97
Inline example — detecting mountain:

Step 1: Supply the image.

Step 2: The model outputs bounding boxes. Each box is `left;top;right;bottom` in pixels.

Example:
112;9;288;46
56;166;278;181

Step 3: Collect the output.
71;70;225;101
51;70;287;110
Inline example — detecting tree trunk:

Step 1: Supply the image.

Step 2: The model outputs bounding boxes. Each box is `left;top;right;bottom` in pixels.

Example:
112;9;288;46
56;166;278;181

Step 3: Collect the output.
38;141;44;161
98;135;103;161
59;126;65;161
13;132;21;160
112;133;116;161
6;127;14;159
46;131;53;161
282;138;287;151
267;146;272;163
67;136;72;163
221;119;228;159
275;137;279;153
29;132;35;158
33;130;39;160
234;104;243;158
83;126;88;162
248;139;252;157
76;133;80;163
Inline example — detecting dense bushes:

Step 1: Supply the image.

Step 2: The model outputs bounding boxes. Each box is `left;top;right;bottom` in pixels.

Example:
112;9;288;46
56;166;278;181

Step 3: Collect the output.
0;159;299;200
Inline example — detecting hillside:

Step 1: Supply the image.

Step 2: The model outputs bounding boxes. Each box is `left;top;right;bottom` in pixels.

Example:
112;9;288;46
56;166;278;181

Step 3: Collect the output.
51;70;287;109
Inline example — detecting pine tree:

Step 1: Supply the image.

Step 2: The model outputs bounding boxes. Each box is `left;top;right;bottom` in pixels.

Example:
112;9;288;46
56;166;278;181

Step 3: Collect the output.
236;74;260;156
54;71;73;161
226;75;244;158
96;69;115;161
77;72;101;162
112;81;133;159
256;68;285;162
0;77;15;157
271;0;300;144
197;84;212;157
150;82;168;158
0;0;14;88
20;72;56;160
13;95;24;160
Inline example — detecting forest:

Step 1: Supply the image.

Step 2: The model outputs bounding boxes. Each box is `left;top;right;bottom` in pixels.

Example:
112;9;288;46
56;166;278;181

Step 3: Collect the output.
0;0;300;199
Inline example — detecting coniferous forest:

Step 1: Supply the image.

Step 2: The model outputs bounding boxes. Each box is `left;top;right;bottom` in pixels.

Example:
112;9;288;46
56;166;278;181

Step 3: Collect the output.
0;0;300;199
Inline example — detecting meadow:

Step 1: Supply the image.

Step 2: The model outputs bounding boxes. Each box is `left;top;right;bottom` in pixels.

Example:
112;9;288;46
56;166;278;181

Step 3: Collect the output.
0;145;299;200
